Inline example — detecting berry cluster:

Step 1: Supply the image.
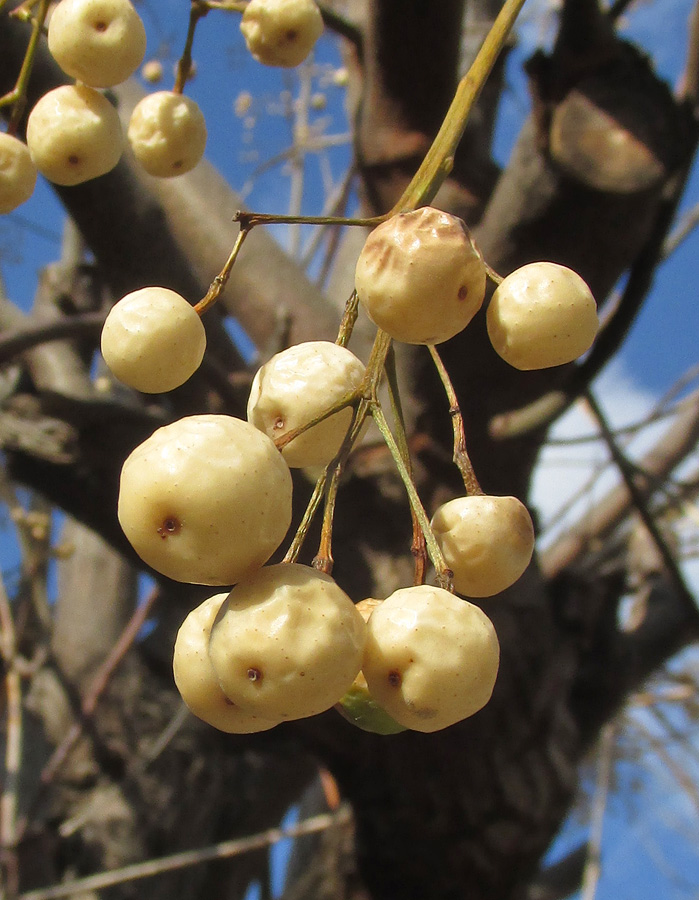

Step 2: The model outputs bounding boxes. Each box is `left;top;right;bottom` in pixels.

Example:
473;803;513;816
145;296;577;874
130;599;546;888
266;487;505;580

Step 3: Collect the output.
99;201;597;735
3;0;600;736
0;0;324;211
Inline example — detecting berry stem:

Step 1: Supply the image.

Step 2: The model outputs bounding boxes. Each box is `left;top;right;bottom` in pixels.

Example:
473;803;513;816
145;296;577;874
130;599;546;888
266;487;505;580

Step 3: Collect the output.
284;399;371;565
485;261;504;285
174;1;211;94
428;345;483;495
385;347;427;585
0;0;50;135
313;461;341;575
392;0;527;213
335;289;359;348
194;226;250;315
273;387;360;452
283;473;328;564
236;210;388;229
371;403;453;591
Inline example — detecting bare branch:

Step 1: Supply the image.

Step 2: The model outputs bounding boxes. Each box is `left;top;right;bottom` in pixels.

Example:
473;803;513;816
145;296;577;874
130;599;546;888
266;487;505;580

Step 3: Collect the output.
542;390;699;578
17;807;352;900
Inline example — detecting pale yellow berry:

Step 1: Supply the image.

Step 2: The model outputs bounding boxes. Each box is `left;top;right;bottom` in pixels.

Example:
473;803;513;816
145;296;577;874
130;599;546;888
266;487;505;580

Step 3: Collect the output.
26;84;123;186
208;563;366;721
141;59;164;84
101;287;206;393
431;495;535;598
118;415;293;585
128;92;207;178
173;593;281;733
240;0;323;68
354;207;486;345
362;585;500;732
48;0;146;88
0;133;37;214
247;341;365;468
335;598;406;734
486;262;599;370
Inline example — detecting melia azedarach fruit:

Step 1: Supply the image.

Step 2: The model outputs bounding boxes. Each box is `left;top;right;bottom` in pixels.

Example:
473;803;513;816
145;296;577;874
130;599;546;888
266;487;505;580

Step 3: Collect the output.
101;287;206;393
208;564;366;721
118;415;293;586
174;593;282;733
354;207;486;345
247;341;365;468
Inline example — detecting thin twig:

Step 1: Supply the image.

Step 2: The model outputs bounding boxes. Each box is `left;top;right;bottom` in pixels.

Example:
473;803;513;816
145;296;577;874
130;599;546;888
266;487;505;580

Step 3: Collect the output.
194;226;250;315
584;388;697;615
580;722;616;900
0;311;106;367
173;0;210;94
428;346;482;496
289;58;313;259
0;569;22;900
0;0;50;134
300;164;356;268
681;0;699;107
17;588;160;839
629;715;699;817
17;807;352;900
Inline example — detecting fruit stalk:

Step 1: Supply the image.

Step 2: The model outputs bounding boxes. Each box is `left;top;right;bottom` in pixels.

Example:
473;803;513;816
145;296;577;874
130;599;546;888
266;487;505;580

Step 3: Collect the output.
394;0;528;212
194;225;250;315
371;403;453;590
428;345;483;496
385;347;428;584
0;0;49;134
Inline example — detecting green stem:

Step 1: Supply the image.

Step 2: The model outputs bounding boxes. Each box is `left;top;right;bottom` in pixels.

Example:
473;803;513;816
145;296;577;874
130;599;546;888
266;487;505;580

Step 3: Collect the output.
371;403;453;590
385;348;428;585
273;388;360;452
236;210;387;229
174;0;210;94
283;473;327;564
393;0;527;212
313;462;342;574
283;399;371;565
1;0;49;135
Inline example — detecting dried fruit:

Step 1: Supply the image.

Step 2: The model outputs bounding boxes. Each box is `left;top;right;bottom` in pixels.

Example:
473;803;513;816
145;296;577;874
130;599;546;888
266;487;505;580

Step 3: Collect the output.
362;585;499;732
354;207;486;345
240;0;324;68
128;91;207;178
247;341;365;468
26;84;124;186
335;598;406;734
0;133;37;214
431;495;535;597
208;563;366;720
173;593;281;733
48;0;147;88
